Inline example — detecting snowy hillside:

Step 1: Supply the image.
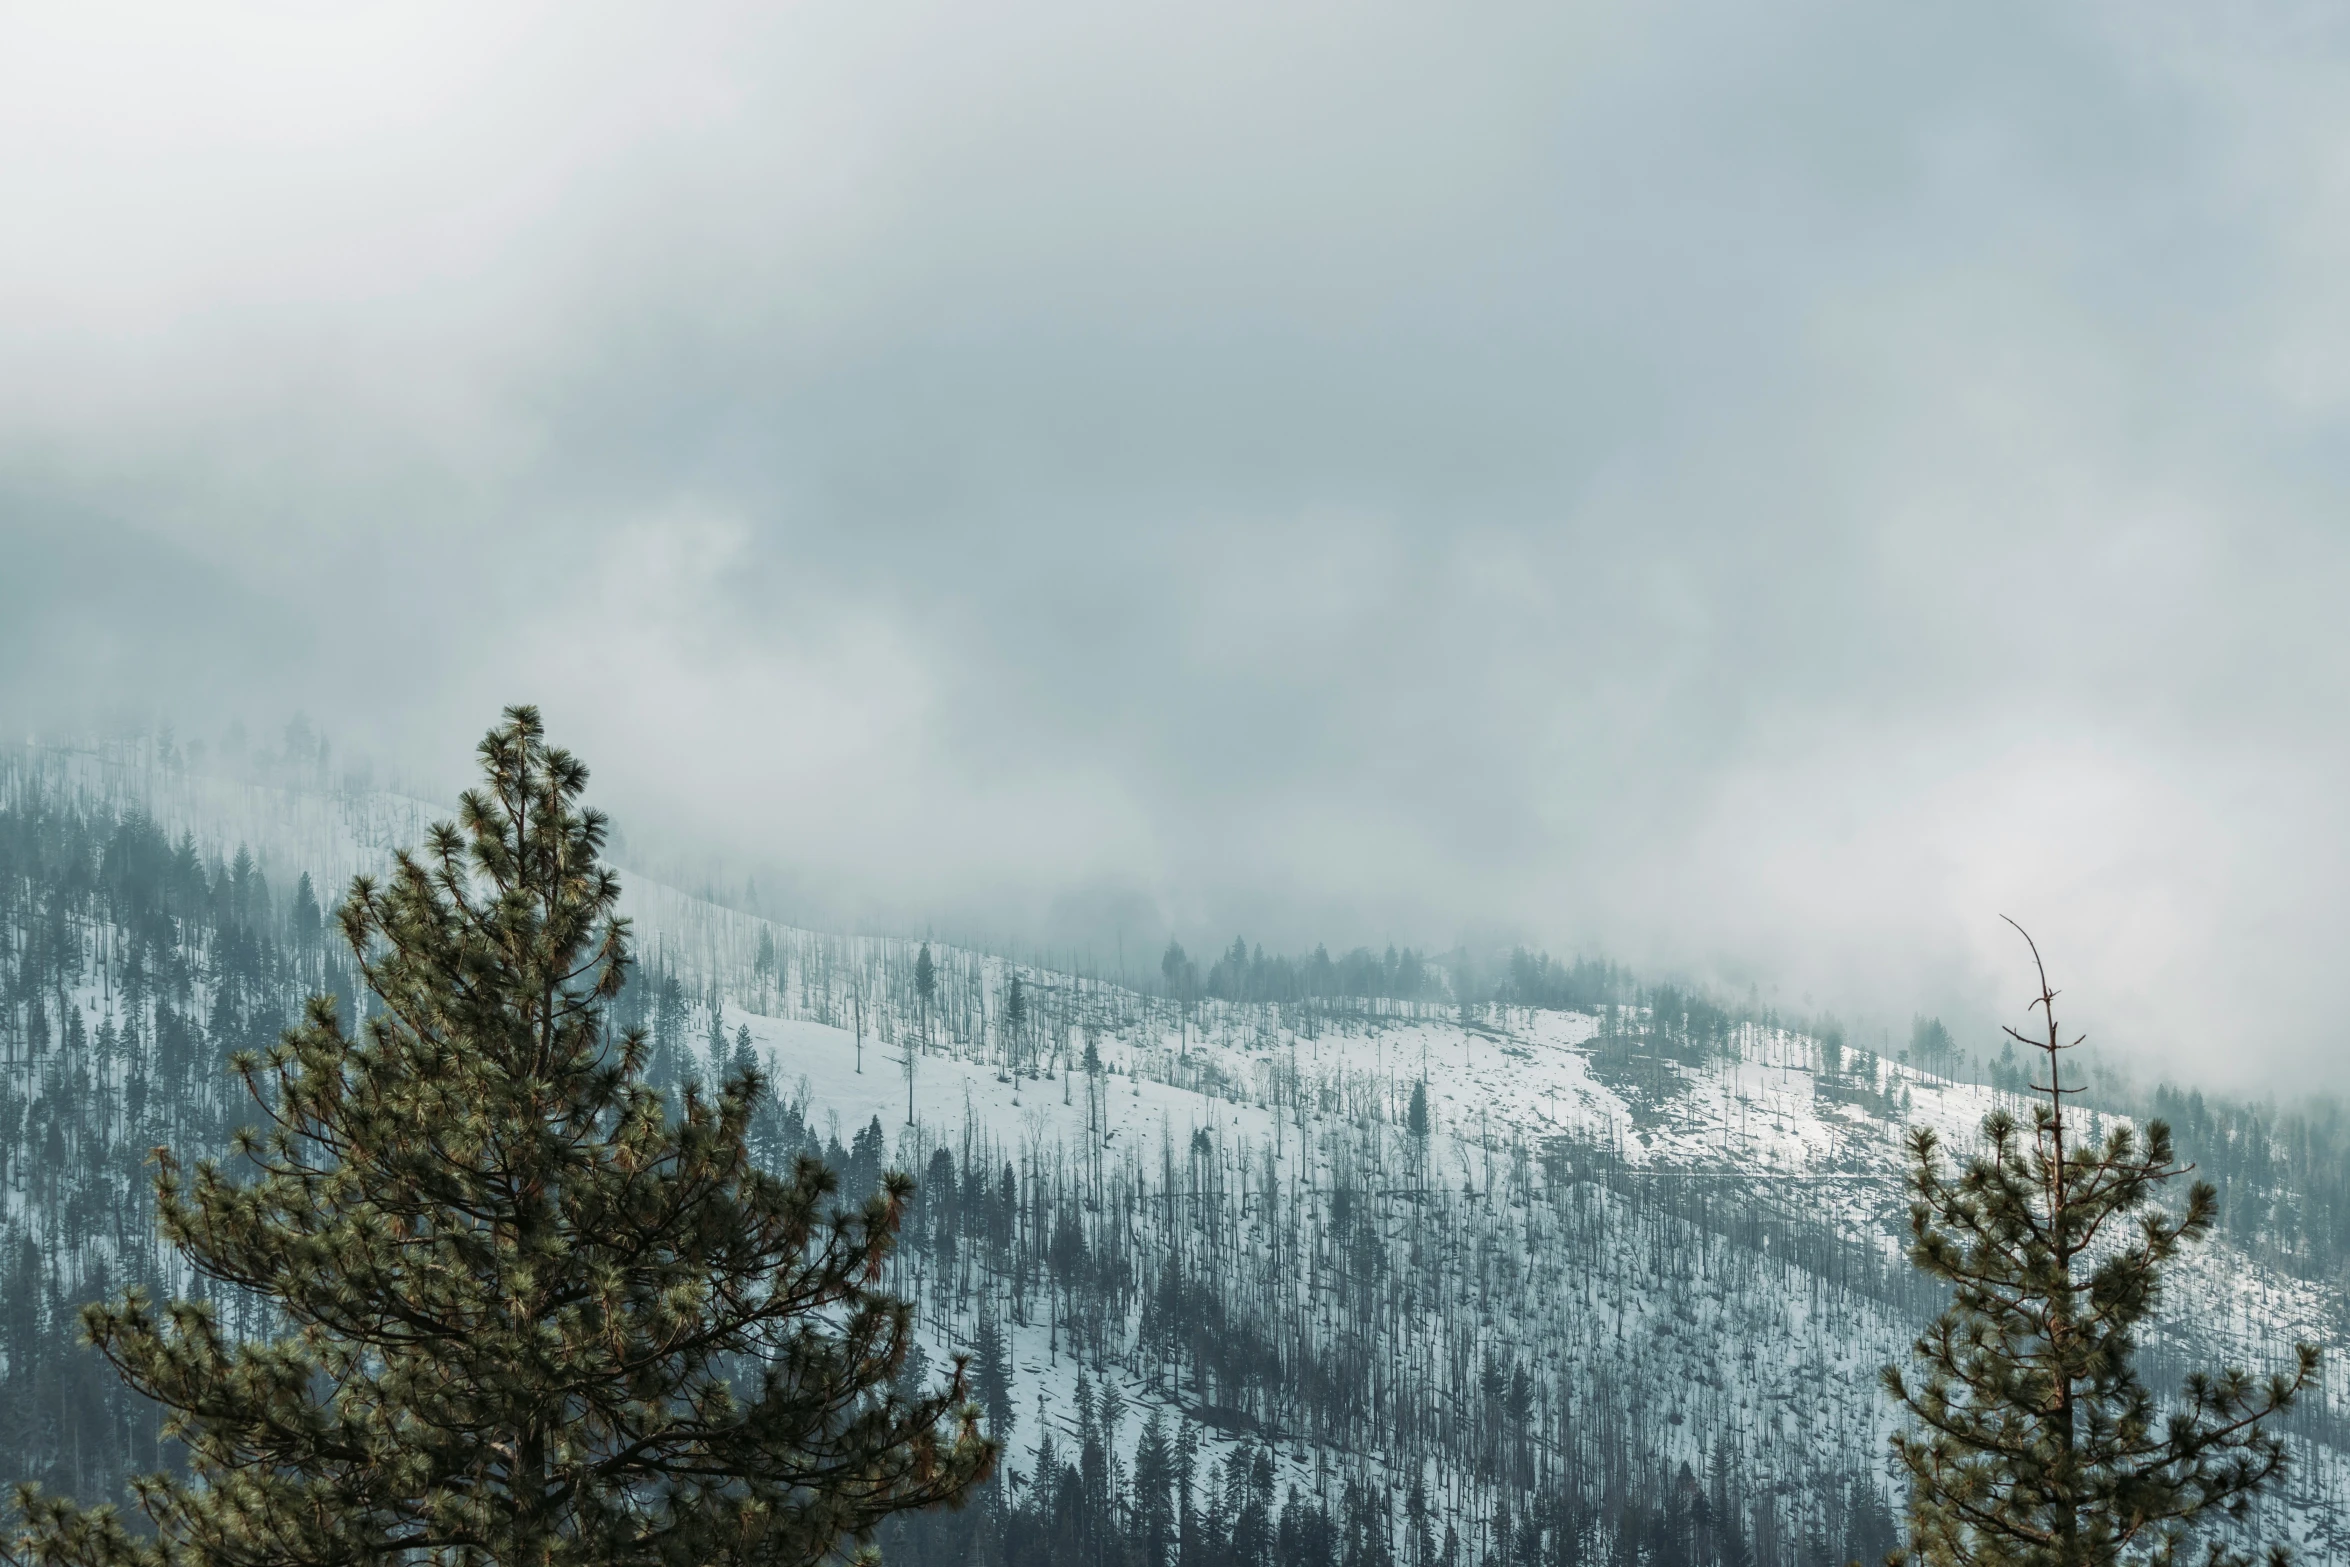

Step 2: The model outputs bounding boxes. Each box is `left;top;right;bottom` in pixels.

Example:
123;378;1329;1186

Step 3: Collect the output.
697;965;2350;1564
4;739;2344;1565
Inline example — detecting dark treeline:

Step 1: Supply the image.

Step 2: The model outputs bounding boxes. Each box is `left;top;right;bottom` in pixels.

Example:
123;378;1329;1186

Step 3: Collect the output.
877;1441;1893;1567
1491;952;1639;1016
1165;938;1820;1087
1162;940;1441;1009
1164;941;1641;1017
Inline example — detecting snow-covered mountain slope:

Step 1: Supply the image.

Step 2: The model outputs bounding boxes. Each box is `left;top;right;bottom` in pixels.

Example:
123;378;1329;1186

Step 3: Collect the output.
709;985;2350;1559
10;741;2346;1563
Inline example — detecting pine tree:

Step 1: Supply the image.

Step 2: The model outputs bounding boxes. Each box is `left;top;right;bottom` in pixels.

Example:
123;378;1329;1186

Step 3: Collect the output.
289;874;321;947
1131;1412;1173;1567
970;1314;1014;1442
1884;925;2317;1567
6;707;992;1567
706;996;729;1085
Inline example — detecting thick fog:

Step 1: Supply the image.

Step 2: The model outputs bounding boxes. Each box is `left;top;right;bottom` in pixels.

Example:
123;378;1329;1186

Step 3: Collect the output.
5;2;2350;1087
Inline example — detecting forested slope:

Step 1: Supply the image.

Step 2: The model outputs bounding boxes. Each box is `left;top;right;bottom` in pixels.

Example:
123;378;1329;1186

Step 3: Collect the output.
1;739;2343;1566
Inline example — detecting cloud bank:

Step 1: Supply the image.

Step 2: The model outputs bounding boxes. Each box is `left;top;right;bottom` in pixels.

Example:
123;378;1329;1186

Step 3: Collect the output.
7;1;2350;1085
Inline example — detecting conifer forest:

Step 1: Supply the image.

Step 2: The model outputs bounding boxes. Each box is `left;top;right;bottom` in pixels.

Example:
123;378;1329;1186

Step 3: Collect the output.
0;735;2339;1566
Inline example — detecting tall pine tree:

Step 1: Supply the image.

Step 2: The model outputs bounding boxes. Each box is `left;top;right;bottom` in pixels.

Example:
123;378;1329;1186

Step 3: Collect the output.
8;707;991;1567
1885;924;2316;1567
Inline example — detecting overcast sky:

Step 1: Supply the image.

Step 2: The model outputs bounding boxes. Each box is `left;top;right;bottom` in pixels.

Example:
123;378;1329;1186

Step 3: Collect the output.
6;2;2350;1086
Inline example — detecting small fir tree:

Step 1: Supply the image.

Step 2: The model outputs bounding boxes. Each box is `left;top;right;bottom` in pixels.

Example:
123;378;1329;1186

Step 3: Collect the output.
706;997;731;1084
7;707;991;1567
289;874;322;946
1884;923;2317;1567
1131;1413;1174;1567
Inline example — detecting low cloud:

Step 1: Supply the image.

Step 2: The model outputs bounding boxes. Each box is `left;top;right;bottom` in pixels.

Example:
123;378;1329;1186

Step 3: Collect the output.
6;0;2350;1087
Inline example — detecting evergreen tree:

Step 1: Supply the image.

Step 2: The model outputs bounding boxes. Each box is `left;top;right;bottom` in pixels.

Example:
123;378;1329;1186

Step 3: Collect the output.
1131;1412;1173;1567
647;970;689;1095
969;1314;1014;1442
847;1116;887;1200
1884;926;2317;1567
706;996;729;1085
289;874;321;947
6;708;991;1567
